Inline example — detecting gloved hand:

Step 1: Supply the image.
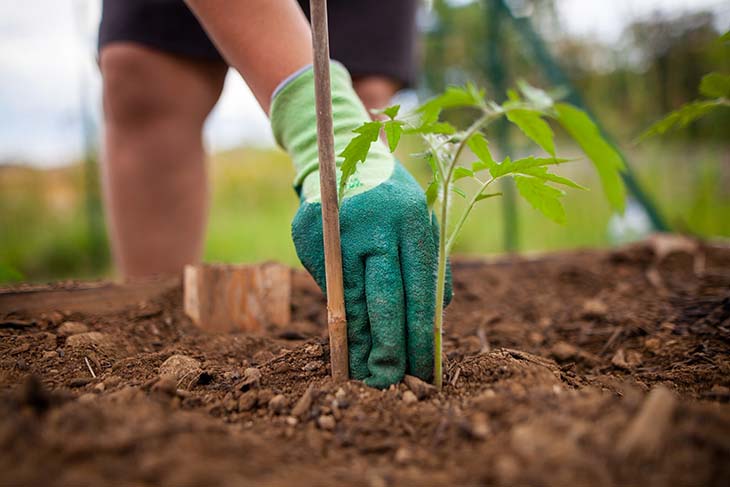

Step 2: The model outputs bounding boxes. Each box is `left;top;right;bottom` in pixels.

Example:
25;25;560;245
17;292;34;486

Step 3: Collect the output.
270;62;451;388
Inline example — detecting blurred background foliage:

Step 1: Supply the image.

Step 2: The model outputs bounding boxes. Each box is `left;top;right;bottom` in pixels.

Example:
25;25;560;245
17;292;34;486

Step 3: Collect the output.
1;0;728;283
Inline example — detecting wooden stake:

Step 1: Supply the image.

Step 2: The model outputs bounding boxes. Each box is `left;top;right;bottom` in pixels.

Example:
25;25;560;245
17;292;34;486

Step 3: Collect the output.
309;0;349;382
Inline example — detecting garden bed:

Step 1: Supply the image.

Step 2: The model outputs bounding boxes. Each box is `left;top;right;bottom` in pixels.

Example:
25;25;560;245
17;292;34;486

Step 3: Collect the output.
1;237;729;486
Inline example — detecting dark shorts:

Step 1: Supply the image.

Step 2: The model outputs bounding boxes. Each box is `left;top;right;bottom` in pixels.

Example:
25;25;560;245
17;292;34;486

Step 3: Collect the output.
99;0;418;87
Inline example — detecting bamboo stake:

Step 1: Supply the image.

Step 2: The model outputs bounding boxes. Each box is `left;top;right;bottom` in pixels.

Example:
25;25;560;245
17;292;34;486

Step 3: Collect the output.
309;0;349;382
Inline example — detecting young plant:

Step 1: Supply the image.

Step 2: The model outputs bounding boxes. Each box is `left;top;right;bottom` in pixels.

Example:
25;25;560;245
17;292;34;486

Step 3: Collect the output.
339;81;626;390
638;31;729;142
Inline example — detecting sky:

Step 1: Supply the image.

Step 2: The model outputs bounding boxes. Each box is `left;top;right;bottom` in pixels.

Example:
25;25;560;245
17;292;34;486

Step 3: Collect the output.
0;0;728;167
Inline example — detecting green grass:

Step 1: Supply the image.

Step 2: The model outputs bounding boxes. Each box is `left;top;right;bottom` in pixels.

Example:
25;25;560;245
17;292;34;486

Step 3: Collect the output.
1;141;728;284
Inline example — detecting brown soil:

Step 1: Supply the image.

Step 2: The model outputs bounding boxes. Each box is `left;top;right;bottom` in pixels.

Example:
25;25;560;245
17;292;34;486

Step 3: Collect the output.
1;237;729;486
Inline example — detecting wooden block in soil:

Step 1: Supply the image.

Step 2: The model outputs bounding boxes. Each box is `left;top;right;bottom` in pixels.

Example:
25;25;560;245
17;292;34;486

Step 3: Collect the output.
184;262;291;334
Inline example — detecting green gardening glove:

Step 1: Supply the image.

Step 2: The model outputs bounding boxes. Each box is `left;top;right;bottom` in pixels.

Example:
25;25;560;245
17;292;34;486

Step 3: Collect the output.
270;62;451;388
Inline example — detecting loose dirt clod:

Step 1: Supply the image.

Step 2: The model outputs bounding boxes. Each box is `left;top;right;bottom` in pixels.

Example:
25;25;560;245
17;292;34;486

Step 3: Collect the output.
617;386;677;459
57;321;89;336
65;332;110;350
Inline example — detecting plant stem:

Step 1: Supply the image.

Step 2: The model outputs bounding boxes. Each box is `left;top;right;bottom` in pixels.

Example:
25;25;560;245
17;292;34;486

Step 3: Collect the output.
446;177;496;254
433;178;449;391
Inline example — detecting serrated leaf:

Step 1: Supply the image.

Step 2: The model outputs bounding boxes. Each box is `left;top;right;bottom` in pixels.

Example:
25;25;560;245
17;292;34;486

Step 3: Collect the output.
451;186;467;199
505;109;556;156
453;167;474;181
338;121;383;198
466;133;496;171
383;120;404;152
475;192;502;202
699;73;730;99
406;121;457;135
488;156;569;178
418;86;484;124
383;104;400;119
518;167;587;190
554;103;626;212
517;80;554;111
514;175;566;224
425;180;439;209
638;100;720;141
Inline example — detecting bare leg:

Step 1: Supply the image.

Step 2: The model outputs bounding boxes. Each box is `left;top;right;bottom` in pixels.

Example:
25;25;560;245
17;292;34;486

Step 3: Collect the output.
353;76;401;116
100;44;227;279
185;0;313;113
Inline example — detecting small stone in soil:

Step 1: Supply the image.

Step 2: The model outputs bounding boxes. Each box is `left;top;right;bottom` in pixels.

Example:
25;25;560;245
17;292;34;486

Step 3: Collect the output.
252;350;275;364
257;389;274;407
77;393;96;404
394;446;412;464
302;360;323;372
402;390;418;405
68;377;94;388
238;391;258;411
304;343;323;357
159;355;202;387
57;321;89;336
239;367;262;390
403;375;436;400
317;414;336;430
268;394;289;414
41;351;58;360
550;341;578;362
291;384;315;418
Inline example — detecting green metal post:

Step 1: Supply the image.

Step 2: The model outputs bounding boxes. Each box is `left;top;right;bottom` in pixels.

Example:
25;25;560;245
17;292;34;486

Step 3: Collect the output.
486;0;519;251
493;0;669;232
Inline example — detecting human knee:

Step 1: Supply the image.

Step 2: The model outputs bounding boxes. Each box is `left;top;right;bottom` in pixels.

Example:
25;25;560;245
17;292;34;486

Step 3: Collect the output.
100;44;223;128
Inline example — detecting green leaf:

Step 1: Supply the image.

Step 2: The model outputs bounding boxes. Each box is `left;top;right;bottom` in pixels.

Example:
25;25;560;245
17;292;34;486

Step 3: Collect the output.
453;167;474;181
466;133;496;171
451;186;467;199
425;180;439;209
721;31;730;44
475;192;502;202
554;103;626;212
518;167;587;190
418;86;484;123
406;121;457;135
514;175;566;224
0;262;24;283
699;73;730;99
638;100;721;141
517;80;554;111
338;121;383;198
382;104;400;119
425;153;441;181
383;120;404;152
505;109;556;156
488;156;569;178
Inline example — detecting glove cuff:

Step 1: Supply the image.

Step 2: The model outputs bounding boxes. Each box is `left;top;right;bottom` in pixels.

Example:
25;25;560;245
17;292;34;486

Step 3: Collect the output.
270;61;394;202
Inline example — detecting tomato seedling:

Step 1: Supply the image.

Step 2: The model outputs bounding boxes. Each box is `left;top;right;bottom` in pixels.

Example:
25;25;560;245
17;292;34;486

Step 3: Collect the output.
340;81;626;389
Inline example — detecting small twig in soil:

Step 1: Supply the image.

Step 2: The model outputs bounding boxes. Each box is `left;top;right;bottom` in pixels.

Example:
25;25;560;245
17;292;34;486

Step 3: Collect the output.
601;327;623;355
477;325;491;353
450;366;461;386
84;357;97;379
